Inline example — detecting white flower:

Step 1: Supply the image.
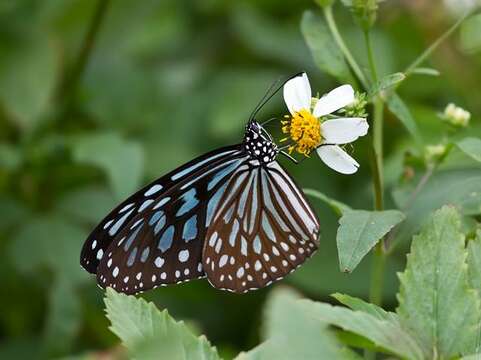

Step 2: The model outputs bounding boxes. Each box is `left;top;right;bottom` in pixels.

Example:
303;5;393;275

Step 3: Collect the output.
282;73;369;174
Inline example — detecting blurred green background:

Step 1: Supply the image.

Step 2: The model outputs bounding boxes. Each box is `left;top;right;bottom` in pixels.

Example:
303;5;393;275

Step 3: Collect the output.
0;0;480;359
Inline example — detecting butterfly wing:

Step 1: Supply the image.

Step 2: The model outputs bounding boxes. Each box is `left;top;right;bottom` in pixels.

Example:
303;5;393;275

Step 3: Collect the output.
80;145;252;294
202;160;320;293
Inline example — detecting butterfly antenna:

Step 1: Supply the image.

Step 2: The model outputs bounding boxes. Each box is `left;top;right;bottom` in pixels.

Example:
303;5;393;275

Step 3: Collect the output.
248;79;282;122
248;72;305;122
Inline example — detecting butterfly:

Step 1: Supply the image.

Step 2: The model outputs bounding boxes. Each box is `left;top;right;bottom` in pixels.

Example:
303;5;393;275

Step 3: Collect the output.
80;76;320;294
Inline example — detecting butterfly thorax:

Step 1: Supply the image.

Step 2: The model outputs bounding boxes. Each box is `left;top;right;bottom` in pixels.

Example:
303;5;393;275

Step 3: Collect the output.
243;121;279;165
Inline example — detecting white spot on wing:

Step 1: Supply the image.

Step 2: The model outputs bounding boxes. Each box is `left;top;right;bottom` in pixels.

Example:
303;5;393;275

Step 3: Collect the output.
178;249;190;263
155;257;164;268
145;184;163;197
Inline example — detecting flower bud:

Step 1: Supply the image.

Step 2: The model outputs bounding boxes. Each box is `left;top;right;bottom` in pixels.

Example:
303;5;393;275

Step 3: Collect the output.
338;92;368;118
342;0;381;29
442;103;471;128
424;144;447;163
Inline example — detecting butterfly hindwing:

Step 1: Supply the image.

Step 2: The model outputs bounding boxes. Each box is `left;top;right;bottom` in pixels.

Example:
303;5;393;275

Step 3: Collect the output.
91;146;251;294
202;161;320;293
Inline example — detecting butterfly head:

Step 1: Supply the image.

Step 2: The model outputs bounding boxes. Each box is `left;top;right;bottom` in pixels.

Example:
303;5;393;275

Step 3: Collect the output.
243;121;279;164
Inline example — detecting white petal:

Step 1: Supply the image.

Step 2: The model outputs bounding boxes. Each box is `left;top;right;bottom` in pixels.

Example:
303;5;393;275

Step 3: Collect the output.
283;73;312;115
321;118;369;144
317;145;359;174
313;85;355;117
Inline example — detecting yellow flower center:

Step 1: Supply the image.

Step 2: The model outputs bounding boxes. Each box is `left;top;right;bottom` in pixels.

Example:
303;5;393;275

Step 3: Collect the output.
281;109;322;156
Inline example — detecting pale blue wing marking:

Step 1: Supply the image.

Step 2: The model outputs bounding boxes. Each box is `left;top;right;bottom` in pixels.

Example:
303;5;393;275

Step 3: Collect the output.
176;188;199;216
127;247;138;267
171;149;238;181
206;182;229;226
158;225;175;252
182;215;198;242
124;225;143;251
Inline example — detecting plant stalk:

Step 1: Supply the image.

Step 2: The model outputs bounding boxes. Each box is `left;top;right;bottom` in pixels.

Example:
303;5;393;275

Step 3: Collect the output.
365;29;386;306
55;0;111;102
404;10;473;76
323;5;369;89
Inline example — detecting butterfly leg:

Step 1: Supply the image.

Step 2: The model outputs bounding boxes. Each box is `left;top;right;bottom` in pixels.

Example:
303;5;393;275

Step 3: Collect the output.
280;151;306;165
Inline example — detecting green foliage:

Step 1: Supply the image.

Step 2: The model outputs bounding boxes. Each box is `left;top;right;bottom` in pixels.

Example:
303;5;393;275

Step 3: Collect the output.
9;216;88;285
71;133;144;200
301;11;352;83
468;230;481;294
0;33;57;130
336;209;405;272
369;72;405;98
410;67;440;77
387;93;423;145
297;299;423;359
397;206;480;358
461;13;481;53
394;168;481;244
332;293;399;322
236;287;361;360
458;137;481;163
104;288;220;360
304;188;352;216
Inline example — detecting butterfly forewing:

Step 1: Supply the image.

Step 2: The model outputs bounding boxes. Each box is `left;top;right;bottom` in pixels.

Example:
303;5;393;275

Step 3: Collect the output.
202;161;320;293
81;145;250;293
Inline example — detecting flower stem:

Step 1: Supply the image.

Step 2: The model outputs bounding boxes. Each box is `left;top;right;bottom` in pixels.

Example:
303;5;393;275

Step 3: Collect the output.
404;9;473;76
323;5;369;90
55;0;111;102
369;98;386;307
365;28;386;306
363;30;378;84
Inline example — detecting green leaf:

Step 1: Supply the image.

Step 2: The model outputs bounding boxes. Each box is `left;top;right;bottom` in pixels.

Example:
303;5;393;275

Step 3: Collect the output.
468;230;481;295
9;216;88;285
303;188;351;216
410;67;440;76
332;293;399;323
458;137;481;163
0;34;57;131
460;355;481;360
387;93;423;144
238;287;360;360
393;168;481;244
260;287;302;341
460;13;481;53
369;72;405;97
296;300;424;359
71;133;144;200
397;206;481;358
301;11;352;82
57;186;116;224
467;230;481;354
104;288;220;360
0;144;22;171
336;209;405;272
232;6;311;68
43;279;82;357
